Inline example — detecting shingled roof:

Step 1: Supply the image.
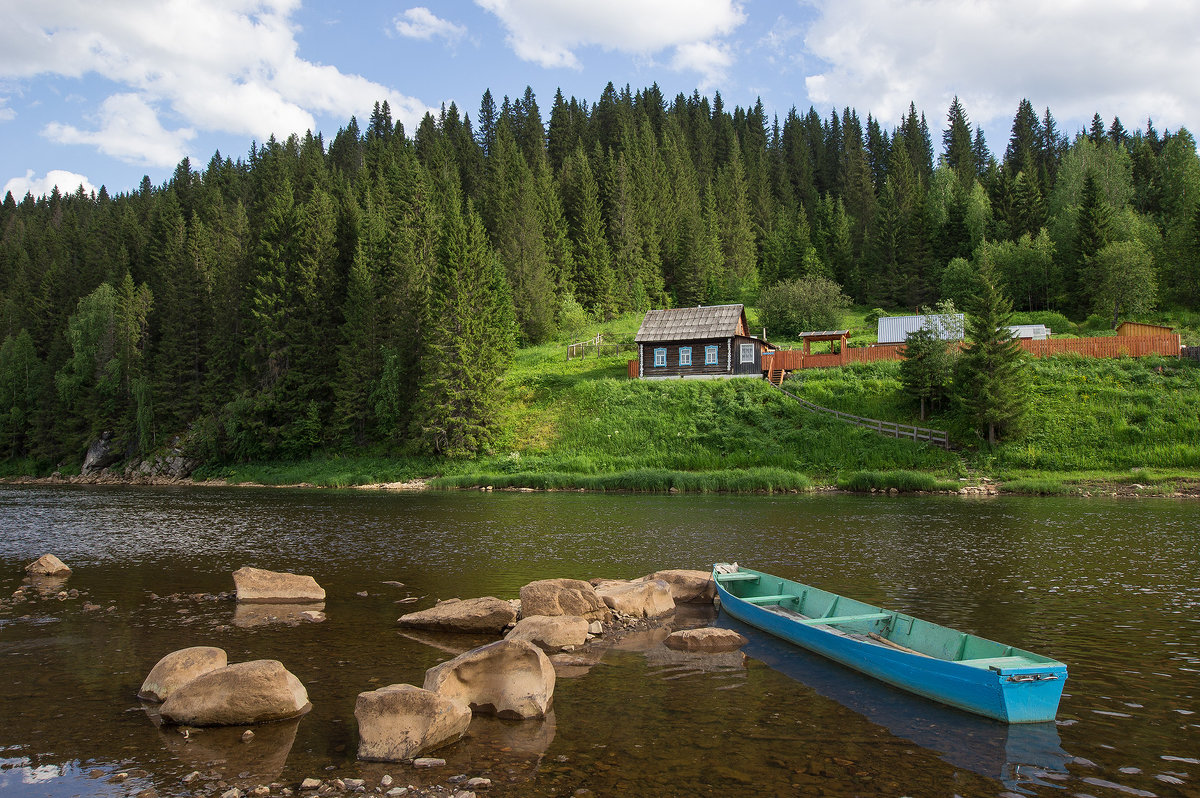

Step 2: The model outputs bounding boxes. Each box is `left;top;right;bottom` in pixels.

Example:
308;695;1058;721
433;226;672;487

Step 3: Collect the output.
635;304;747;343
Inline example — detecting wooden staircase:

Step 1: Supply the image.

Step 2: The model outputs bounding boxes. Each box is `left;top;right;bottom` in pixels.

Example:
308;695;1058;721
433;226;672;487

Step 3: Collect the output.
766;367;786;386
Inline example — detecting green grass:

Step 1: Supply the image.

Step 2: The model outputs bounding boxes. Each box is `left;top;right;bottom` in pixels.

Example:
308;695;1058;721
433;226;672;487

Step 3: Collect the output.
1000;478;1071;495
836;469;960;492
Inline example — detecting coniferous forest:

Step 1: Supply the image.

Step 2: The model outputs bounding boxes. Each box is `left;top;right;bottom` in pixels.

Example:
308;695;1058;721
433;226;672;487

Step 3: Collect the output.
2;83;1199;467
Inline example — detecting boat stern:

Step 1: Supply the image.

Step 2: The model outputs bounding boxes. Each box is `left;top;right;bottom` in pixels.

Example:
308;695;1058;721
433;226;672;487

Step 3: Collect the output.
994;663;1068;723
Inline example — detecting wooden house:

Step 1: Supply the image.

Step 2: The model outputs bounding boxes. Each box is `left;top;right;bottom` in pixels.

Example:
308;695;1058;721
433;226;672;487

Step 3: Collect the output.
634;304;774;379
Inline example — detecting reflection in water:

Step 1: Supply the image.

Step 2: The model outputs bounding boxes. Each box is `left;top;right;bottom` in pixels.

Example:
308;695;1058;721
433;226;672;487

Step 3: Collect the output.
718;613;1072;794
146;706;302;783
232;602;326;628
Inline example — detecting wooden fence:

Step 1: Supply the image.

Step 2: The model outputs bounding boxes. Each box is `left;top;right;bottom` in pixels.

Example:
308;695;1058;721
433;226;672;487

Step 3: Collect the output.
627;359;639;379
567;334;621;360
761;335;1180;372
773;384;951;449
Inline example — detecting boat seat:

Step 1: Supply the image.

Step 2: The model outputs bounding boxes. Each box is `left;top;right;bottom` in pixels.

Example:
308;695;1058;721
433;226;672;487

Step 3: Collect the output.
796;612;892;626
743;593;799;605
956;655;1043;669
714;572;760;583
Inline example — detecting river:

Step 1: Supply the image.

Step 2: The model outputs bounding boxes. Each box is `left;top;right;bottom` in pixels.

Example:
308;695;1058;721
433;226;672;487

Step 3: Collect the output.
0;485;1197;797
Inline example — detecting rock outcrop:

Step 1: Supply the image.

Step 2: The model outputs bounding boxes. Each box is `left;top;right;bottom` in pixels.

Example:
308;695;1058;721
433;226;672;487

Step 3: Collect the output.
82;431;123;474
505;615;589;651
664;628;748;653
139;646;229;702
355;684;472;762
397;596;517;634
635;570;716;603
232;567;325;604
423;639;555;719
519;578;611;623
25;554;72;577
159;660;310;726
595;579;675;618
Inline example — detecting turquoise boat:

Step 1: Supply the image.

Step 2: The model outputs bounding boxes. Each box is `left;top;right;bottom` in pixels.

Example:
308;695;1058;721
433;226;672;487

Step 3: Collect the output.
713;564;1067;723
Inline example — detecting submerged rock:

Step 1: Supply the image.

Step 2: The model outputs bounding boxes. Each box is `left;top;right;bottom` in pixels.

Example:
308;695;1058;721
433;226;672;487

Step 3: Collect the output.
663;628;748;653
518;579;610;623
159;660;310;726
423;639;555;719
397;597;516;635
139;646;229;702
355;684;471;762
233;567;325;604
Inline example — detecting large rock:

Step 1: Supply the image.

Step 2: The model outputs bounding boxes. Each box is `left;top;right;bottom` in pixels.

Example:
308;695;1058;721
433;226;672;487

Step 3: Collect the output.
139;646;228;702
595;579;675;618
519;578;611;623
505;615;589;651
82;431;123;474
159;660;310;726
397;597;517;634
233;567;325;604
635;569;716;603
664;628;748;653
25;554;72;577
355;684;472;762
423;639;555;719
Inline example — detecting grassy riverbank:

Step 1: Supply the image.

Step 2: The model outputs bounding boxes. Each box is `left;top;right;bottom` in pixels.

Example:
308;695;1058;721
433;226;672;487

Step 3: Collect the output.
16;309;1198;496
185;308;1200;495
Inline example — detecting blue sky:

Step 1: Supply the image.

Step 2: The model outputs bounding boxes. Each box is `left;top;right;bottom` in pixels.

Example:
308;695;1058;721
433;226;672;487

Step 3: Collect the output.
4;1;1199;199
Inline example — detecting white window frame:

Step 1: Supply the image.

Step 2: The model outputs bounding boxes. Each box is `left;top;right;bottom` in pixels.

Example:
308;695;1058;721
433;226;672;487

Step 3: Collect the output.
679;346;692;366
740;342;755;364
653;347;667;367
704;345;718;365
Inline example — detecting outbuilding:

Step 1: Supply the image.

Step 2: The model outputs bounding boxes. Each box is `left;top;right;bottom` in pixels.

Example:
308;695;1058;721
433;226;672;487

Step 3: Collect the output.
634;304;774;379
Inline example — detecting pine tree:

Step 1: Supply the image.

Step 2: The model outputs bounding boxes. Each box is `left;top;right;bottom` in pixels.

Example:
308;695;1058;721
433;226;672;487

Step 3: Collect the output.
943;96;975;185
559;145;614;315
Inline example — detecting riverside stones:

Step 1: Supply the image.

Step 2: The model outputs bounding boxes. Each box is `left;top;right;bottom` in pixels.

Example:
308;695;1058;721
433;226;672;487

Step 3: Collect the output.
518;579;611;623
397;597;517;634
663;628;748;653
139;646;229;702
233;567;325;604
505;615;589;651
355;684;471;762
423;639;555;719
635;570;716;603
159;660;310;726
25;554;72;577
594;579;675;618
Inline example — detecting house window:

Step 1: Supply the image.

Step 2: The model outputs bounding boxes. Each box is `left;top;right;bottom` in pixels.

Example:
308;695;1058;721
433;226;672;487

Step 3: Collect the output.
740;343;755;363
705;345;718;365
679;346;692;366
653;347;667;367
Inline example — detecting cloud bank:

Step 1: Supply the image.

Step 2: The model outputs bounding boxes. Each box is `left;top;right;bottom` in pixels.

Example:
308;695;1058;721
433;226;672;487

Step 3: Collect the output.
476;0;746;87
4;169;97;200
1;0;431;168
802;0;1200;137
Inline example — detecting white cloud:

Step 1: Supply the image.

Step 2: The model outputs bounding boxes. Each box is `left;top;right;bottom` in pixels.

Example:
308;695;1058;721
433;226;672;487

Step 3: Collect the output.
4;169;97;200
393;7;467;42
43;93;194;167
802;0;1200;138
475;0;746;79
0;1;433;165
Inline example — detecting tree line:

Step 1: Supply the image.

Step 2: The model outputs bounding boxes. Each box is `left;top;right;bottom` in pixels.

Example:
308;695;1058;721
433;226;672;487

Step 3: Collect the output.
1;83;1198;465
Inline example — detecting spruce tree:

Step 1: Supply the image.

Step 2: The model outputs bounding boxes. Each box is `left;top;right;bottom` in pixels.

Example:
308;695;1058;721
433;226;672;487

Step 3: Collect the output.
412;202;515;455
954;263;1029;445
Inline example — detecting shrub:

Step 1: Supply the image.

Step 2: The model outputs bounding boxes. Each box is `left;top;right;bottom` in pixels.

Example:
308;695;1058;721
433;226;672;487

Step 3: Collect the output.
758;276;851;338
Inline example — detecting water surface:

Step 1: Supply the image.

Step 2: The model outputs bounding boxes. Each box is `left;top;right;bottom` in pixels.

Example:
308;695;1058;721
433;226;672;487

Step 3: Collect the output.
0;485;1197;797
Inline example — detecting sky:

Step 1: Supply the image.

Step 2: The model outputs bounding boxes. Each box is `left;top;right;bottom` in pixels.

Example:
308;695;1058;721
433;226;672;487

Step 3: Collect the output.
4;0;1200;200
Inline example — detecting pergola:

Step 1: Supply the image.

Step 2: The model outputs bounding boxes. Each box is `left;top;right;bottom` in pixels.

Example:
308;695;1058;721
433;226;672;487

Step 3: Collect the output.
796;330;849;354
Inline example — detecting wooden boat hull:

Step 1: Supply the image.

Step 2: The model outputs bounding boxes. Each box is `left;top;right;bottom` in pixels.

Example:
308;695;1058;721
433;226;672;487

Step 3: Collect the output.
714;566;1067;723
